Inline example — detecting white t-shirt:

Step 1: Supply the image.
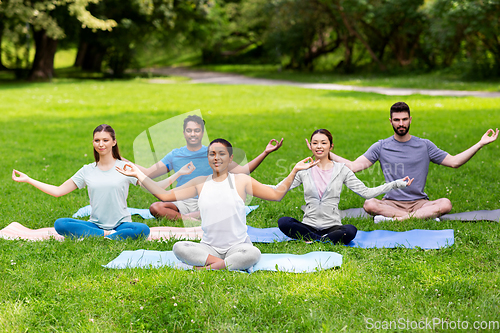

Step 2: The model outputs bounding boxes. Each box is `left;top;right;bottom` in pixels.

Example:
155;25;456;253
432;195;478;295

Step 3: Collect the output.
71;159;137;229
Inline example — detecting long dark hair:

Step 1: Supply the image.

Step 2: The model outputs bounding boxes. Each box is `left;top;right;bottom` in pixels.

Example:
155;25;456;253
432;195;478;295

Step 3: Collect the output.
93;124;121;163
310;129;333;160
208;138;233;156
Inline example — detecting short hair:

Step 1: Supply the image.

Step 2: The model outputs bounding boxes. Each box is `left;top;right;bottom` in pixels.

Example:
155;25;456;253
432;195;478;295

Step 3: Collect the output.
390;102;410;117
183;115;205;131
208;138;233;156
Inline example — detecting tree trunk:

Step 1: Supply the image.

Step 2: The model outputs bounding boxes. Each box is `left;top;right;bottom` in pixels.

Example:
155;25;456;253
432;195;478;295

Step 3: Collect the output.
335;1;386;71
28;29;58;81
74;41;88;67
0;20;8;70
81;41;107;72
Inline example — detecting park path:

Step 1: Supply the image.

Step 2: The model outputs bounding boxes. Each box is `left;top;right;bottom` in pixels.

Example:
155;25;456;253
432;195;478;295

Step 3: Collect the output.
146;67;500;98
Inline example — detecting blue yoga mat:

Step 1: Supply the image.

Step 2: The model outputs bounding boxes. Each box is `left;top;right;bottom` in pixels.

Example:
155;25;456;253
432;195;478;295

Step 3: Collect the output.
247;226;454;249
103;249;342;273
73;205;259;220
247;226;292;242
346;229;454;249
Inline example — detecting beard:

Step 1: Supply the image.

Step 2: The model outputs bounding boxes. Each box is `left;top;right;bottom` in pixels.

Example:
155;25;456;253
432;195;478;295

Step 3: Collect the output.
393;124;410;137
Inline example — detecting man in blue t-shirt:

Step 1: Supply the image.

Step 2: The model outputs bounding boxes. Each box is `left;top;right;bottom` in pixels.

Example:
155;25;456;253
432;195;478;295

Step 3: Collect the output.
329;102;498;222
135;115;284;220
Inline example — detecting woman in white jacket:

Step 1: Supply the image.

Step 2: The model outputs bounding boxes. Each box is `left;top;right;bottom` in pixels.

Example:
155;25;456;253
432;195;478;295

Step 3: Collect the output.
277;129;414;244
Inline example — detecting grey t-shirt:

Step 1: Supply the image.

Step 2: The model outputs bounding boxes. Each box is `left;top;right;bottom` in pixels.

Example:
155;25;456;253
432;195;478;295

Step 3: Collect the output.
363;136;448;201
71;159;138;229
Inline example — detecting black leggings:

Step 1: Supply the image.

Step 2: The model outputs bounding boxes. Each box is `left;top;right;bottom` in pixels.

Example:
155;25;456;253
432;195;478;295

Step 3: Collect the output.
278;216;357;245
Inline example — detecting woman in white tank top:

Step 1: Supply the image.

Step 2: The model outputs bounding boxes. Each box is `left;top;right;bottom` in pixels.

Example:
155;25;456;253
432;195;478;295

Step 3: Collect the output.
117;138;318;270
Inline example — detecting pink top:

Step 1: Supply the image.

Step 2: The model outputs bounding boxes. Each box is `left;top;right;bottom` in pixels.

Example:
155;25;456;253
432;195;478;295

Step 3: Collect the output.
310;165;333;198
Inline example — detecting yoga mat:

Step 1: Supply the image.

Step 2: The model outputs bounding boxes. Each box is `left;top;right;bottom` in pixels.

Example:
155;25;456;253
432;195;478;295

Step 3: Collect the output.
0;222;64;241
247;226;292;242
341;208;371;219
148;226;203;241
0;222;453;248
305;206;500;222
247;225;453;249
0;222;204;242
346;229;454;249
103;249;342;273
73;205;260;220
301;206;371;219
440;209;500;222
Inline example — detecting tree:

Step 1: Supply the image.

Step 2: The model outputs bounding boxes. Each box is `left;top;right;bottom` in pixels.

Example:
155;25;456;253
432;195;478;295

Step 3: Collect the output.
71;0;213;77
199;0;346;70
31;0;116;80
0;17;7;70
0;0;117;80
357;0;426;68
266;0;344;70
426;0;500;77
0;0;34;73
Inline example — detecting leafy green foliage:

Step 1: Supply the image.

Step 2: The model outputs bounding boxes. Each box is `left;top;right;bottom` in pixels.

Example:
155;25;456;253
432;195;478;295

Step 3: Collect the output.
75;0;213;76
197;0;500;76
424;0;500;78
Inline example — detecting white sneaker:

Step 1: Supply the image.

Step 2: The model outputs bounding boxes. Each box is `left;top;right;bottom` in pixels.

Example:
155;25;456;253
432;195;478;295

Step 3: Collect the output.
374;215;393;224
434;217;441;222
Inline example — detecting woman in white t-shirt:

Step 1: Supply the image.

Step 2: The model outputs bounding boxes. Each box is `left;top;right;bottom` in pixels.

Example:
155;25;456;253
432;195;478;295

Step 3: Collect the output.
116;138;318;270
277;129;413;244
12;124;192;240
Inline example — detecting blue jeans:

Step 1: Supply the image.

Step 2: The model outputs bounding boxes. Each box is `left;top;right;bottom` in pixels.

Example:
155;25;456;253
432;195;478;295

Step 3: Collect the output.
278;216;357;245
54;218;150;240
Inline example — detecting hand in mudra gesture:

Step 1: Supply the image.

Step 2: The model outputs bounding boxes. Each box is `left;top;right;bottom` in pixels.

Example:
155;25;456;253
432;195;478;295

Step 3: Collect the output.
293;157;320;171
116;163;143;179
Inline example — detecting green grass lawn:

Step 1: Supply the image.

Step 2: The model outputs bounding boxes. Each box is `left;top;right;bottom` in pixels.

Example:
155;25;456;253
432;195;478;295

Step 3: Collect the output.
198;64;500;92
0;79;499;332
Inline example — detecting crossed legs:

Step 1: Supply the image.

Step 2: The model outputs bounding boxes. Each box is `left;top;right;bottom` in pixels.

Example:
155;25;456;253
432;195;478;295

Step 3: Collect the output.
173;241;261;271
54;218;150;239
278;217;357;245
363;198;452;221
149;198;200;221
149;202;183;220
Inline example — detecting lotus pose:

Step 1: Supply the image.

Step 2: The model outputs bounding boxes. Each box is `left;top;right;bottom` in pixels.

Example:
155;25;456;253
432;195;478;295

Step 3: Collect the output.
330;102;498;222
277;129;414;244
12;124;192;240
117;138;318;270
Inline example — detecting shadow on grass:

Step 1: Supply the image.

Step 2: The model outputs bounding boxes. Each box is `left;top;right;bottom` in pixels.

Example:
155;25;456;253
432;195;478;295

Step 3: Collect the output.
0;67;184;86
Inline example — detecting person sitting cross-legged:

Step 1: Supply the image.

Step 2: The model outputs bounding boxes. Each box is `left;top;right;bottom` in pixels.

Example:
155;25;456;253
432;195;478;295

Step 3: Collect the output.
326;102;498;222
117;138;318;270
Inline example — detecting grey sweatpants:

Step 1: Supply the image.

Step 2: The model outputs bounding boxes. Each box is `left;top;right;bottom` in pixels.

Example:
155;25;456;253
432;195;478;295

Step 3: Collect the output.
173;241;261;271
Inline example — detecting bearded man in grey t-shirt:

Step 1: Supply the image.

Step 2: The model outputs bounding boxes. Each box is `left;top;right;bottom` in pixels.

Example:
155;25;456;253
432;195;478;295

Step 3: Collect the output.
329;102;498;222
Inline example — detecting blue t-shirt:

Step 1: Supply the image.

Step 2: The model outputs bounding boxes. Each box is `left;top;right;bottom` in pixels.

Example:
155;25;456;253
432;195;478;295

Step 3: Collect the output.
160;146;212;187
363;136;448;201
